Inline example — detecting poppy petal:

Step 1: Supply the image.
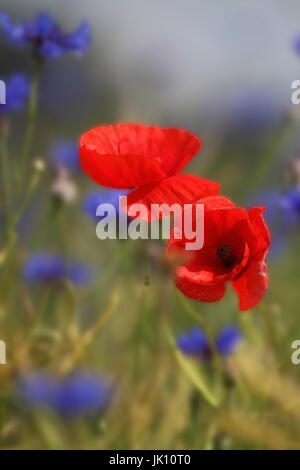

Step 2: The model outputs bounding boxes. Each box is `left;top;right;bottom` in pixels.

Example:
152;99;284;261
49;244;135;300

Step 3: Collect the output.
247;207;271;256
232;257;268;311
175;267;226;302
79;148;166;189
122;175;220;220
200;196;236;210
80;123;201;179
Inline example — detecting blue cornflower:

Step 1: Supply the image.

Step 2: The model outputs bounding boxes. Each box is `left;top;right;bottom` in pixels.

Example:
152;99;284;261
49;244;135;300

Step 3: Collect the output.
0;73;29;113
280;187;300;224
83;189;130;222
50;140;80;171
177;325;243;360
22;252;91;286
176;328;210;358
18;370;113;419
215;326;243;356
55;372;113;418
65;261;91;286
0;12;91;61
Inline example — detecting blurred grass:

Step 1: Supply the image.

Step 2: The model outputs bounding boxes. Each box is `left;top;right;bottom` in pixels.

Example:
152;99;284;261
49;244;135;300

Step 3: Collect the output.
1;225;300;449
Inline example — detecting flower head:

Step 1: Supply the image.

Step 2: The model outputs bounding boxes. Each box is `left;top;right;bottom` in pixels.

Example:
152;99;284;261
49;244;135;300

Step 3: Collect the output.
177;325;243;360
0;73;29;114
18;370;113;419
215;325;243;356
79;123;219;220
83;189;130;222
177;328;210;359
22;252;91;286
168;196;271;311
0;12;91;61
50;140;80;171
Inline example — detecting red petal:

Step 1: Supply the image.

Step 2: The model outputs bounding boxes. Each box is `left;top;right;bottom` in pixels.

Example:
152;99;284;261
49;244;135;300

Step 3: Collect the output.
80;123;201;182
177;259;232;283
79;148;165;189
247;207;271;257
232;257;268;311
175;206;252;249
199;196;236;210
122;175;220;221
175;267;226;302
167;196;236;252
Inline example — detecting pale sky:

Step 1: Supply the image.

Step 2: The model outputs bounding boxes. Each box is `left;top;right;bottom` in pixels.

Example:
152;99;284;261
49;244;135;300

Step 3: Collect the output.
2;0;300;123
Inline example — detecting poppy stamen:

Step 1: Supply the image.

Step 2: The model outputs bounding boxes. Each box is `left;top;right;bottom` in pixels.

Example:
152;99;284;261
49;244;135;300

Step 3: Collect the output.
217;245;236;267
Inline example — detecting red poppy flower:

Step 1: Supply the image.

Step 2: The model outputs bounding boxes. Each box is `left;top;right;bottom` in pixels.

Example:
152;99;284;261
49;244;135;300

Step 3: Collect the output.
79;123;219;220
168;196;271;311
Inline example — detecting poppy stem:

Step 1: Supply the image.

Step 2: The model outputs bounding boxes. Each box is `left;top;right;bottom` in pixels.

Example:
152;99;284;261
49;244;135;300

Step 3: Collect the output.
258;302;279;361
176;289;205;325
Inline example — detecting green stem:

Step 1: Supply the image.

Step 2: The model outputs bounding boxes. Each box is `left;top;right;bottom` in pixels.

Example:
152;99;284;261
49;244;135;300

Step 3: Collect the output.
0;161;45;271
258;302;281;365
12;161;44;228
164;321;220;408
176;289;205;325
18;64;41;191
57;203;68;256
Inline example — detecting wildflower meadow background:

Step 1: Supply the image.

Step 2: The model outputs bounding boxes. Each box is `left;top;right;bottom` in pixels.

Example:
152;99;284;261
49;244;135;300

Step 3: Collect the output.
1;0;300;450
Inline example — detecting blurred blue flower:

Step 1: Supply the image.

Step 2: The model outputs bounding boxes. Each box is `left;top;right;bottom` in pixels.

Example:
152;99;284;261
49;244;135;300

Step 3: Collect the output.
294;36;300;55
0;73;29;113
228;90;283;133
50;140;80;170
55;372;113;418
18;372;58;409
65;261;91;285
22;252;91;286
280;187;300;224
215;325;243;356
83;189;130;222
18;370;113;419
176;328;210;359
177;325;243;360
250;188;300;258
0;12;91;61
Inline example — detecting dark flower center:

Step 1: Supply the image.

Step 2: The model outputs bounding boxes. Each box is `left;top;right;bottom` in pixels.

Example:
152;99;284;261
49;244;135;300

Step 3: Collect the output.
217;245;236;267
